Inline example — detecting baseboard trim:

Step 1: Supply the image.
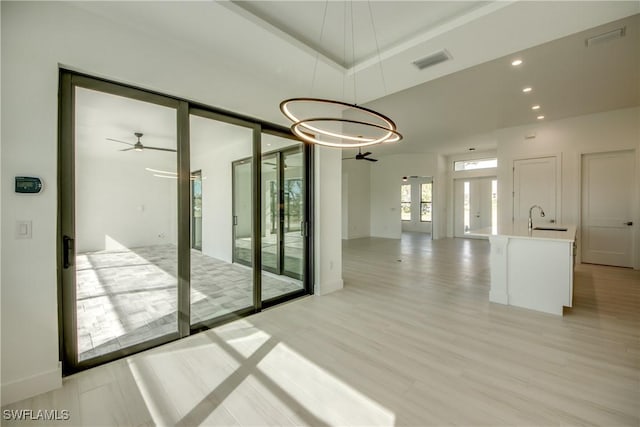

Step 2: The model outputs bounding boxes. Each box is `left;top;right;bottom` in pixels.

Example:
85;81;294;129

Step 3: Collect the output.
1;363;62;406
316;279;344;296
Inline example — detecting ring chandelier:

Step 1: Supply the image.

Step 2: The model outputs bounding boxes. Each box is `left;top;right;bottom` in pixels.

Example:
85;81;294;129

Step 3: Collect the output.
280;98;402;148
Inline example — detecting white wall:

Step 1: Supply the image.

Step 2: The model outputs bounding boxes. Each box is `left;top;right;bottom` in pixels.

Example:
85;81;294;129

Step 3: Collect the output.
341;160;371;239
370;153;440;239
76;154;177;253
496;107;640;267
0;2;341;404
315;146;343;295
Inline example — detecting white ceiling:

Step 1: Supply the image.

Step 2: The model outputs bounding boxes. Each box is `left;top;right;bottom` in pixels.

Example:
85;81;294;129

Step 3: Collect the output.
228;1;491;68
70;1;640;156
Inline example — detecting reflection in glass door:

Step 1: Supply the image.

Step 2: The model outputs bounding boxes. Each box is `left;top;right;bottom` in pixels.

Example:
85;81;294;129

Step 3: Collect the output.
69;83;180;365
191;170;202;251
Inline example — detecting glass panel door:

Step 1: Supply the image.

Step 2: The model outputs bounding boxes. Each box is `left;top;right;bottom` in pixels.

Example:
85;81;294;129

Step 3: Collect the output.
261;153;279;274
73;86;179;363
283;147;304;280
190;113;255;325
233;160;253;267
260;134;305;301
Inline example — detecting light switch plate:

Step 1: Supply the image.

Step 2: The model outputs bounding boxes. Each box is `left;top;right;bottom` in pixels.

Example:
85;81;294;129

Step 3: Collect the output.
16;220;32;239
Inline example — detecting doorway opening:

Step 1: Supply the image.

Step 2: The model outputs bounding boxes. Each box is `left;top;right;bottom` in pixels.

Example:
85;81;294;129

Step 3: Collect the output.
400;176;433;238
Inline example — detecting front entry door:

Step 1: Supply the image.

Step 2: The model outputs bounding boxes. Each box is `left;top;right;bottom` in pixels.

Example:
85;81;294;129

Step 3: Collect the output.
582;150;636;267
454;177;497;236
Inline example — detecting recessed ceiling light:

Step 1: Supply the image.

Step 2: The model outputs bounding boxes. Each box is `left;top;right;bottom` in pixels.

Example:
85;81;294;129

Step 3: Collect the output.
511;59;523;66
522;87;532;93
532;105;540;110
537;115;545;120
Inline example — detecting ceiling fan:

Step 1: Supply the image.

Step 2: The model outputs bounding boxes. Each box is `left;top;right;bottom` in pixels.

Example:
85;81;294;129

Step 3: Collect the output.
343;148;378;162
106;132;176;152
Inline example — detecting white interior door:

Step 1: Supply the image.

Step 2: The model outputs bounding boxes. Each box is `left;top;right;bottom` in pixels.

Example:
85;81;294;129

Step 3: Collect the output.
513;157;559;225
454;177;496;237
582;150;635;267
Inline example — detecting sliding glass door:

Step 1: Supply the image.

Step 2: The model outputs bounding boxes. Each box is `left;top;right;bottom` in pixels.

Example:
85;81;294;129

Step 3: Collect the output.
259;134;306;301
59;71;311;374
190;111;258;326
60;74;184;368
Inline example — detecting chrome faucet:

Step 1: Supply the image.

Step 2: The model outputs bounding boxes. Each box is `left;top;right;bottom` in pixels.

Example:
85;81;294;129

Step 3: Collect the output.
528;205;546;230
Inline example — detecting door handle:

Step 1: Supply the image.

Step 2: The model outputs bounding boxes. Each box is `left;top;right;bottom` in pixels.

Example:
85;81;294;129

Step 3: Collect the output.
625;221;633;226
63;235;74;269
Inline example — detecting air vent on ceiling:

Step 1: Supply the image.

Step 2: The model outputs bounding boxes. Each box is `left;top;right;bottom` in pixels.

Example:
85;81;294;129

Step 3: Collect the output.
585;27;625;47
412;49;451;70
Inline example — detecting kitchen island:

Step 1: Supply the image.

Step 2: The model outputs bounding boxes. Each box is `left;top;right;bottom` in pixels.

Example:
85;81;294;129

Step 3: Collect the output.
474;224;577;315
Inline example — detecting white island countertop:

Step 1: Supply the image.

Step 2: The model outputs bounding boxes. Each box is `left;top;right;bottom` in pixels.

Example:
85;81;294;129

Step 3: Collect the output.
482;222;577;315
471;223;576;242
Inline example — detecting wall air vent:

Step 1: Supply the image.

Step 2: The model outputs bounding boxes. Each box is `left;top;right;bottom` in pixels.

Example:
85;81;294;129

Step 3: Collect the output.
412;49;451;70
585;27;625;47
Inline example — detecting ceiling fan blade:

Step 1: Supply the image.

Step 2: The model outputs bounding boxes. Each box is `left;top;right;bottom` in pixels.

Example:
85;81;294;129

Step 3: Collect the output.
365;157;378;162
361;152;372;157
144;146;177;152
107;138;134;146
120;147;135;152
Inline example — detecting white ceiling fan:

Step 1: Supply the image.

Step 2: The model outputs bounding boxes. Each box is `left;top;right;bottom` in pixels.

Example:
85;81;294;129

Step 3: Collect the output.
106;132;176;152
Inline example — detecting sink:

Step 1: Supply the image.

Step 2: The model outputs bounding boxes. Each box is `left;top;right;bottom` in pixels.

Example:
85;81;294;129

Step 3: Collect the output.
533;226;568;231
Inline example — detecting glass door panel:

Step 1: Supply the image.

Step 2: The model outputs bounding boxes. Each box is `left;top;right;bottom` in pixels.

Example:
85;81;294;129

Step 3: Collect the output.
189;113;255;325
261;134;304;301
233;160;253;266
74;86;179;362
261;153;279;273
283;148;304;280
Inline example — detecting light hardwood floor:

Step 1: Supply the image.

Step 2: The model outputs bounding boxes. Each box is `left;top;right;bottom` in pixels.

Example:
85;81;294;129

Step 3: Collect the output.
3;234;639;426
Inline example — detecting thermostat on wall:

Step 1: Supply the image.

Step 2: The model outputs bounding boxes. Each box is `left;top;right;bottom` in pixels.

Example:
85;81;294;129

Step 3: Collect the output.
15;176;43;194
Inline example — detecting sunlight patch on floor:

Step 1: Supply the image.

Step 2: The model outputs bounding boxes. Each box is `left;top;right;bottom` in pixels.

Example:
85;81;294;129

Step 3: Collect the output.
258;342;396;426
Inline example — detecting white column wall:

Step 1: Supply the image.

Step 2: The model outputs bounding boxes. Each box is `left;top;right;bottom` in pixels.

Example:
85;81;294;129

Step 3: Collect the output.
314;146;343;295
341;160;371;240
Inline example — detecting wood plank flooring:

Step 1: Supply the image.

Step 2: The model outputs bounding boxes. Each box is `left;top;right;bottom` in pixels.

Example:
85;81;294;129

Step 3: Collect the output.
3;234;639;426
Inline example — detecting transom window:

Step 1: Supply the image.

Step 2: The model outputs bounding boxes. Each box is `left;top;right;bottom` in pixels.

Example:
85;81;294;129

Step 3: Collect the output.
454;158;497;172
